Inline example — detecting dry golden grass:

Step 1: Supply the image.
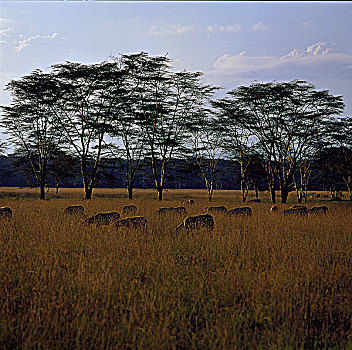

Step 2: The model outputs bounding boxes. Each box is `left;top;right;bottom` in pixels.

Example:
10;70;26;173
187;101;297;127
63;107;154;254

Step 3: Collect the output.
0;188;352;349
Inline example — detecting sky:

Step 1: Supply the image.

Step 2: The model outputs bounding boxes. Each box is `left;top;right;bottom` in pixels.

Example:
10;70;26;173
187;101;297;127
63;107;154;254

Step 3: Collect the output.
1;0;352;119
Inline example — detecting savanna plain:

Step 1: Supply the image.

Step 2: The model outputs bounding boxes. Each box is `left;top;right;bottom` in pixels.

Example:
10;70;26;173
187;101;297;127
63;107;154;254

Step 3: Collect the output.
1;188;352;349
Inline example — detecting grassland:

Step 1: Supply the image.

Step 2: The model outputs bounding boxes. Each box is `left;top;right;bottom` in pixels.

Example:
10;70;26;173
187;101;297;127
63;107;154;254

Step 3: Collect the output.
1;188;352;349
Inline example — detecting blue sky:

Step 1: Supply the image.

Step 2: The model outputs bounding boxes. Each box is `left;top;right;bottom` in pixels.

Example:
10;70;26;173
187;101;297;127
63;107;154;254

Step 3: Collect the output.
1;1;352;116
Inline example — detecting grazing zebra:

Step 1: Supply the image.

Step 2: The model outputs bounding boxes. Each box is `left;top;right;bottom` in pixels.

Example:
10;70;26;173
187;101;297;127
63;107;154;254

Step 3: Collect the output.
204;206;227;214
183;199;195;205
64;205;84;216
227;207;252;217
248;199;261;203
308;206;328;215
158;206;187;215
270;205;278;213
115;216;147;230
282;207;308;216
290;205;308;210
123;205;137;215
175;214;214;233
0;206;12;219
82;212;121;226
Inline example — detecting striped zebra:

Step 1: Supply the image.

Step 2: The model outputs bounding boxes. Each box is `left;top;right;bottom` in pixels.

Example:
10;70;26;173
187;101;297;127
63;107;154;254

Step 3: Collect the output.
308;206;328;215
282;207;308;216
158;206;187;216
64;205;84;216
175;214;214;233
83;212;121;226
227;207;252;217
0;206;12;219
115;216;147;230
205;206;227;214
123;205;137;215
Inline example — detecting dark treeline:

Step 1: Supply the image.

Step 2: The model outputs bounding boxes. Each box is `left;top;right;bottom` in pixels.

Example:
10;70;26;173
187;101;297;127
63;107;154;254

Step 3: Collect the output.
1;52;351;202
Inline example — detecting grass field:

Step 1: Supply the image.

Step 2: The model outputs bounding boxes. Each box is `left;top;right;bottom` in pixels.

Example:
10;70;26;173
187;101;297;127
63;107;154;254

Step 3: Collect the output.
1;187;352;349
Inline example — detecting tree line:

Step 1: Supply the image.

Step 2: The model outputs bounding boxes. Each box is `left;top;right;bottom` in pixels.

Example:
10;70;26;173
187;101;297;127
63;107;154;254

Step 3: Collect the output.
1;52;351;202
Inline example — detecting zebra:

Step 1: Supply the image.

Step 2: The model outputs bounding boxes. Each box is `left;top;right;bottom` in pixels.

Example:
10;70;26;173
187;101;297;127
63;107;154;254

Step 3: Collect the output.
270;205;278;213
158;206;187;216
175;214;214;233
63;205;84;216
115;216;147;230
282;207;308;216
227;207;252;217
204;206;227;214
0;206;12;219
290;205;308;210
308;206;328;215
82;212;121;226
183;199;195;205
123;205;137;216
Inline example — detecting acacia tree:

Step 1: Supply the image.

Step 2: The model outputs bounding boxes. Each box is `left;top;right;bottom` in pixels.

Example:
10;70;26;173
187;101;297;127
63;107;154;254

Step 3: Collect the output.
1;70;63;200
318;146;352;201
48;149;78;196
334;117;352;200
50;61;127;199
105;53;151;200
214;80;344;203
213;105;258;202
133;54;217;201
246;154;267;199
190;114;224;202
315;147;346;198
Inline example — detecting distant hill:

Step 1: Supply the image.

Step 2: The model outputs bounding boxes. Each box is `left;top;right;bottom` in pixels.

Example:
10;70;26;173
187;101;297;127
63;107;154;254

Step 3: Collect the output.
0;156;346;193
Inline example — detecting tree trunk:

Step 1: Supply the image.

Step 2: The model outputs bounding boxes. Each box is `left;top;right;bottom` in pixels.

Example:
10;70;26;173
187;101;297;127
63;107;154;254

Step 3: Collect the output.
241;178;247;202
40;183;46;200
128;186;133;200
281;186;289;204
55;176;60;196
157;186;163;201
85;187;93;200
270;186;276;204
208;193;213;202
255;185;259;198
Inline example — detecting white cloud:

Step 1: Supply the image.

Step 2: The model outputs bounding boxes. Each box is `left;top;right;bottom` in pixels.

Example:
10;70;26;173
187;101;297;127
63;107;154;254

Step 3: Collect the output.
0;17;12;25
207;24;242;33
0;28;11;37
211;43;352;78
302;20;312;27
281;42;333;59
14;32;58;52
149;24;194;36
251;21;270;31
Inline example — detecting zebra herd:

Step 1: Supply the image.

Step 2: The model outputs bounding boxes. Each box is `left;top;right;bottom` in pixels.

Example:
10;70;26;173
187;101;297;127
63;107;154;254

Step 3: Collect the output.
0;202;329;233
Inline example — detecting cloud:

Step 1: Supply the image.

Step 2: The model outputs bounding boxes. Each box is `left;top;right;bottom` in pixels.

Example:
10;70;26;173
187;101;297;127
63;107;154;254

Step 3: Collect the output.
281;42;333;58
207;24;242;33
149;24;194;36
14;32;58;52
251;21;270;31
302;20;312;27
0;17;12;25
211;43;352;79
0;28;11;37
